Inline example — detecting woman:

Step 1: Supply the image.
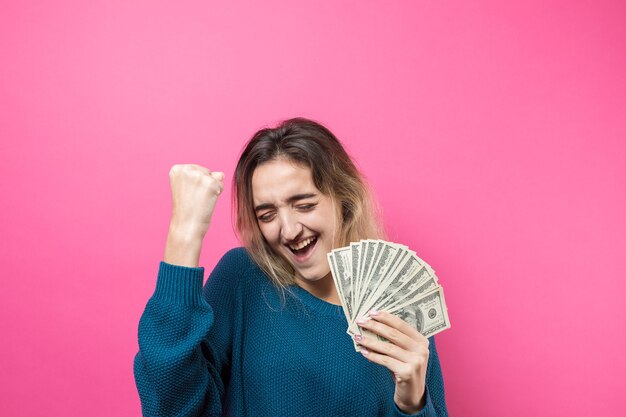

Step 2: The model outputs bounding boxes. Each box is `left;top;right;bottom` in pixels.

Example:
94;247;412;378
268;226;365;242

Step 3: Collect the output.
134;118;448;416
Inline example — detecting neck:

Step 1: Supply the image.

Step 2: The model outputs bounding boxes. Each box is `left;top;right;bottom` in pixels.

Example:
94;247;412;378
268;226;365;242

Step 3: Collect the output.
295;273;341;305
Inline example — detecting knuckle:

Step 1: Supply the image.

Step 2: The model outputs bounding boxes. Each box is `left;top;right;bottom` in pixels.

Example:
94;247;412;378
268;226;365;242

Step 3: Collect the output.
183;164;201;176
190;169;205;181
412;354;426;366
379;342;393;355
387;328;402;342
407;341;420;352
401;364;413;375
169;164;181;176
410;353;427;369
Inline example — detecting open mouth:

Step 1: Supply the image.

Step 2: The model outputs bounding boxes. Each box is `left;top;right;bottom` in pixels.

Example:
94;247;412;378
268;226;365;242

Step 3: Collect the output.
288;236;318;257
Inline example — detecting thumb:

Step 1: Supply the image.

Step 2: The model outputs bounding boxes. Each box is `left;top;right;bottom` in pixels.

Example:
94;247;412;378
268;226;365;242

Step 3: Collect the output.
211;171;225;181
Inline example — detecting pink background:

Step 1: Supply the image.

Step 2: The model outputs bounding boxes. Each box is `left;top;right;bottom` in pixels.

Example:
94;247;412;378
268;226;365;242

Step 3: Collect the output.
1;1;625;416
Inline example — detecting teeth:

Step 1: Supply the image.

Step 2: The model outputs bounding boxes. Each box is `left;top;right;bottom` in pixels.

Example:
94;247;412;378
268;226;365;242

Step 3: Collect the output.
289;237;315;251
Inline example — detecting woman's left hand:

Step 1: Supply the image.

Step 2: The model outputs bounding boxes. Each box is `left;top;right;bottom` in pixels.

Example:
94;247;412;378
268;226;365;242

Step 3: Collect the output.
355;310;429;415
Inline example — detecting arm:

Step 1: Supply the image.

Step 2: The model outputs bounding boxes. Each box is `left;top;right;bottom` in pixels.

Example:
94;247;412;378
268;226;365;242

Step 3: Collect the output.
355;312;449;417
133;262;224;417
134;164;227;416
389;338;448;417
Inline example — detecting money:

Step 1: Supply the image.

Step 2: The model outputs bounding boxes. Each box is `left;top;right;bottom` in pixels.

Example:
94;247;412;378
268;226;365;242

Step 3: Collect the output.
328;240;451;350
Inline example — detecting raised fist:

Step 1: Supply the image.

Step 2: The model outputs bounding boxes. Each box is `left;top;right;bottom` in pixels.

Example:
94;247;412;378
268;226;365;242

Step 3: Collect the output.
168;164;225;241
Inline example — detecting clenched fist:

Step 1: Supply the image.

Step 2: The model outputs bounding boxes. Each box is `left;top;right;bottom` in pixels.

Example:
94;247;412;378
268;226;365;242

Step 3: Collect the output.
164;164;225;267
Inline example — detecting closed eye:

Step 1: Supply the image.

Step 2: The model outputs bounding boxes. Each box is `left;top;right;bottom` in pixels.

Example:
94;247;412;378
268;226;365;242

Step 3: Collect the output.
257;212;276;223
296;203;316;211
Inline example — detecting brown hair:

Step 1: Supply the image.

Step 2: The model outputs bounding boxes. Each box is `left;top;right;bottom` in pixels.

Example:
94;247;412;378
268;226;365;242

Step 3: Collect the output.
233;117;384;288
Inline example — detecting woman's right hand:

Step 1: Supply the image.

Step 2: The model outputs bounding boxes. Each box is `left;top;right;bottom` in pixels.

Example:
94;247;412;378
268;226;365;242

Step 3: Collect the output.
164;164;225;267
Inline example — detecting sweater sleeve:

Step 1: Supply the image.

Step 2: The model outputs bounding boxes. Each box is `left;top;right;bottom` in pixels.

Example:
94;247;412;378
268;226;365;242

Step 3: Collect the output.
393;336;449;417
133;260;231;417
426;337;449;416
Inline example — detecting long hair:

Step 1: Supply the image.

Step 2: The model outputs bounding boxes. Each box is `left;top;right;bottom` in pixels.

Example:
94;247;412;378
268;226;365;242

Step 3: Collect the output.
233;117;384;289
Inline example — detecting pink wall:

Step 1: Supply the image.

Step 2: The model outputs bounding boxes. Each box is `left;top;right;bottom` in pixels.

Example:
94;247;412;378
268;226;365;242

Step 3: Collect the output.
1;1;625;416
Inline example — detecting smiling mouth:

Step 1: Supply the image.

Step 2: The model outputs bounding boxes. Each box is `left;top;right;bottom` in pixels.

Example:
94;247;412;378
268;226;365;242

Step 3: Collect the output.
288;236;318;255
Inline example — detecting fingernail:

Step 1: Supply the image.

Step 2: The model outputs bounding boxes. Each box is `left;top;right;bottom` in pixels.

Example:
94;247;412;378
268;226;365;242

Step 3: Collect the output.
353;334;363;343
369;310;379;316
360;348;370;357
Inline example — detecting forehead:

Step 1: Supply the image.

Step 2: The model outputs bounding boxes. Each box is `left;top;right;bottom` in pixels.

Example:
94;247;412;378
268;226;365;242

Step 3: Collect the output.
251;159;318;204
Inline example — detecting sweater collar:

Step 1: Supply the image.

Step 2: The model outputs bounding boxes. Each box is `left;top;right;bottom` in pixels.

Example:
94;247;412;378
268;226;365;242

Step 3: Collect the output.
286;285;346;318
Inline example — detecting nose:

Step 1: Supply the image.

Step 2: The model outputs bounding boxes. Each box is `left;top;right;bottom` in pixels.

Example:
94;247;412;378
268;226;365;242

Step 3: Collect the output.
279;211;303;242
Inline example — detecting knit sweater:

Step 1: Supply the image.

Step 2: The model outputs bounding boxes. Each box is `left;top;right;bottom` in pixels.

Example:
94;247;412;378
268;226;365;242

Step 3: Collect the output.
134;247;449;416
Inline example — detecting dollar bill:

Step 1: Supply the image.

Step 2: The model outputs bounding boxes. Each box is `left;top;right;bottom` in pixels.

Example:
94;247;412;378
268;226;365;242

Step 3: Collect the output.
327;239;451;351
327;247;353;323
392;286;450;338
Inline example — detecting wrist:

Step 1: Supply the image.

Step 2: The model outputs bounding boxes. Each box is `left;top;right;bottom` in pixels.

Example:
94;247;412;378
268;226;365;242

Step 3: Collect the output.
168;218;207;241
395;392;426;415
164;224;204;267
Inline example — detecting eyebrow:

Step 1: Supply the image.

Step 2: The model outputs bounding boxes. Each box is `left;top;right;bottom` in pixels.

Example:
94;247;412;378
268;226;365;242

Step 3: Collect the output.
254;193;318;212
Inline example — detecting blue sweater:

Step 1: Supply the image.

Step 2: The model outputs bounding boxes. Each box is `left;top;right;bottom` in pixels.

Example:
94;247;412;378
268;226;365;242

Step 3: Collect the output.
134;248;449;416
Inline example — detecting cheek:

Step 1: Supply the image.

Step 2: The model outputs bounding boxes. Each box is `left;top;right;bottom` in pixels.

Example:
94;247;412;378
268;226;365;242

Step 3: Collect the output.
258;222;279;245
314;205;339;230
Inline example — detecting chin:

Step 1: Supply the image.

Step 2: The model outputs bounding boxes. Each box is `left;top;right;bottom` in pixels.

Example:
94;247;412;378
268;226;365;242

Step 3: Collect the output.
295;267;331;283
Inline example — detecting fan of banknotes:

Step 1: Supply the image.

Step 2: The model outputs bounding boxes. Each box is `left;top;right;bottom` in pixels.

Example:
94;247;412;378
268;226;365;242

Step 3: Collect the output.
327;240;451;350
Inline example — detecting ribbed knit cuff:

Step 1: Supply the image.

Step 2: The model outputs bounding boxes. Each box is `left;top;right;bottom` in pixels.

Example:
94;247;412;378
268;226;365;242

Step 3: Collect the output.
153;261;206;305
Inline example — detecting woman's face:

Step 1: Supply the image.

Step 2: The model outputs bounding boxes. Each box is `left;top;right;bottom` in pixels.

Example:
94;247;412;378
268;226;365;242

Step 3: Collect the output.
252;159;339;284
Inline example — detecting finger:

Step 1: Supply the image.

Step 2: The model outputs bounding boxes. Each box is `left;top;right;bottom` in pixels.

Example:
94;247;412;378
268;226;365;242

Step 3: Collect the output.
368;310;429;345
205;171;225;195
355;333;415;363
208;178;224;196
357;313;425;351
183;164;212;175
358;346;406;375
356;317;415;352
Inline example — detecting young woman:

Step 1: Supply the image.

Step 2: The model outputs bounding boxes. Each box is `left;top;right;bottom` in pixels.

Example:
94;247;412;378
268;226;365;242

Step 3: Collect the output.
134;118;449;416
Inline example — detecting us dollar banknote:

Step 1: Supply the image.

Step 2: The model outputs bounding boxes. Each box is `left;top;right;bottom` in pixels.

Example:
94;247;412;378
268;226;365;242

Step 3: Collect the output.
328;240;451;350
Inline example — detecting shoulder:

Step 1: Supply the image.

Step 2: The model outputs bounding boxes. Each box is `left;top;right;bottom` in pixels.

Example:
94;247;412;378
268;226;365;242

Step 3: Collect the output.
207;247;265;287
203;247;270;306
215;247;258;273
